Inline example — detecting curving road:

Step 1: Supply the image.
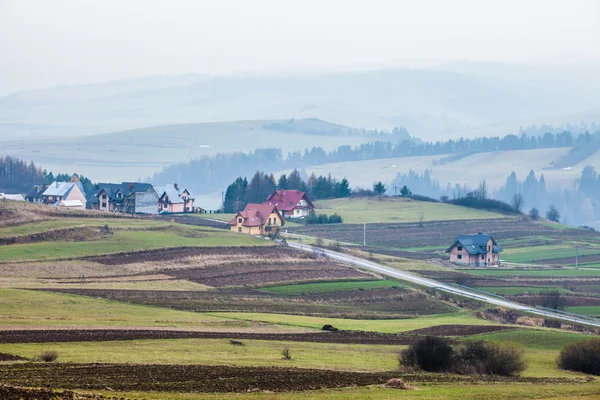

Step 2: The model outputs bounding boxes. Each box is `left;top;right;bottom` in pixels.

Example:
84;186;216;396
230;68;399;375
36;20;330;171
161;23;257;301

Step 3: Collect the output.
288;242;600;328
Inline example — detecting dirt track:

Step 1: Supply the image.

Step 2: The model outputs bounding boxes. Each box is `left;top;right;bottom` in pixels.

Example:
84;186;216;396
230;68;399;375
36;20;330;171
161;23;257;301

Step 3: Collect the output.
0;329;417;345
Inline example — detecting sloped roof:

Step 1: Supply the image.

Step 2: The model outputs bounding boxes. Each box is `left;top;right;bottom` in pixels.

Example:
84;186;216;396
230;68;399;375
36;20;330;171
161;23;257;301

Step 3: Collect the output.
26;184;48;199
0;193;25;201
158;184;184;204
229;203;283;227
446;233;502;254
264;190;313;212
43;181;84;198
89;182;155;203
57;199;84;207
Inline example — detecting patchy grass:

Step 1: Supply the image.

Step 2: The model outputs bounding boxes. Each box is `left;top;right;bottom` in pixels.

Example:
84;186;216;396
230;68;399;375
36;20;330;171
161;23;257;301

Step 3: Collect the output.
258;280;401;296
0;218;165;238
0;227;271;262
207;312;498;334
0;277;210;291
0;339;399;372
465;329;595;351
464;268;600;277
314;197;505;224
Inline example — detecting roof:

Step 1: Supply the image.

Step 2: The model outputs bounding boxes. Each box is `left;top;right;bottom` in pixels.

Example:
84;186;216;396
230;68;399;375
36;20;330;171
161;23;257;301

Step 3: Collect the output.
229;203;283;227
57;199;84;207
157;184;184;204
0;193;25;201
42;181;84;198
26;184;48;199
88;182;156;203
264;190;313;212
446;233;502;255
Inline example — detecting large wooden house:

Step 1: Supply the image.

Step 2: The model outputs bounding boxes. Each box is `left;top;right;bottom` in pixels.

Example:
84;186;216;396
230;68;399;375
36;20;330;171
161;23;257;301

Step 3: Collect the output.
446;233;502;267
155;183;195;213
264;190;314;218
41;181;87;206
229;203;284;235
88;182;158;214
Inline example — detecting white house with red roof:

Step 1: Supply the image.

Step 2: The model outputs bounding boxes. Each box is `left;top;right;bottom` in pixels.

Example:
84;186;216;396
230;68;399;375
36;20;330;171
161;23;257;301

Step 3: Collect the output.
264;190;314;218
229;203;284;235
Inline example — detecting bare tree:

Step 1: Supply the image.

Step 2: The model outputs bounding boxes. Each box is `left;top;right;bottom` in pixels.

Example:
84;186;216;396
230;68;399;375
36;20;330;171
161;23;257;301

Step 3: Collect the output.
477;180;488;200
511;193;524;213
418;212;425;227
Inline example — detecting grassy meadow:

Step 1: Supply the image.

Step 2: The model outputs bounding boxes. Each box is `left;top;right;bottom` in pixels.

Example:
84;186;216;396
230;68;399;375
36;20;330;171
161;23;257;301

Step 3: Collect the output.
258;280;400;296
314;197;505;224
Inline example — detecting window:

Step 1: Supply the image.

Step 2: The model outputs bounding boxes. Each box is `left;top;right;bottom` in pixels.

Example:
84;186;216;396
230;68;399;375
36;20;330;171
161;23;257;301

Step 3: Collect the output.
268;218;272;225
238;227;242;232
238;218;242;223
457;246;462;251
457;254;462;260
488;258;491;262
481;255;484;260
101;202;107;208
102;194;107;200
487;246;491;251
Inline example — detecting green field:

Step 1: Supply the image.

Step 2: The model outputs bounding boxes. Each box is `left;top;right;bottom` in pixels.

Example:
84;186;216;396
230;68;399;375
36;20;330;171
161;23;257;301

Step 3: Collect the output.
464;268;600;277
475;286;572;295
0;225;269;262
258;280;400;296
466;329;594;351
501;244;600;263
313;197;505;224
564;305;600;317
207;312;498;333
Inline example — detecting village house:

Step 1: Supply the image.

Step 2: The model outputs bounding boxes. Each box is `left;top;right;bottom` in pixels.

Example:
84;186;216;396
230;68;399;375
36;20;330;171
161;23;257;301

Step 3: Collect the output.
155;183;195;213
25;184;49;203
41;181;87;207
88;182;158;214
446;233;502;267
229;203;284;235
264;190;314;218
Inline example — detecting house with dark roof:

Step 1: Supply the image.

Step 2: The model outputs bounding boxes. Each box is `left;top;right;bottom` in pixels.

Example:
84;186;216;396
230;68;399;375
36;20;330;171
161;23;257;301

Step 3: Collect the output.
264;190;314;218
446;233;502;266
229;203;284;235
41;181;87;207
155;183;195;213
26;184;49;203
88;182;158;214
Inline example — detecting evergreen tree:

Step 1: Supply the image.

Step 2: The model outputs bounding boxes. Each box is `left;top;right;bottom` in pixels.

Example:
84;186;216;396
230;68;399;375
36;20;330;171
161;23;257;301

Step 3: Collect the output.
223;177;248;213
277;174;288;190
335;178;352;198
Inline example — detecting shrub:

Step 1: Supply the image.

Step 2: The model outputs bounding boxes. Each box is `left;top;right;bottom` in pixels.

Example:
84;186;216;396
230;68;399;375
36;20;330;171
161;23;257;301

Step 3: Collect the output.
557;338;600;375
455;341;525;376
399;337;454;372
281;347;292;360
449;196;518;214
322;324;339;331
306;211;343;225
409;194;439;203
38;351;58;362
529;208;540;220
328;213;343;223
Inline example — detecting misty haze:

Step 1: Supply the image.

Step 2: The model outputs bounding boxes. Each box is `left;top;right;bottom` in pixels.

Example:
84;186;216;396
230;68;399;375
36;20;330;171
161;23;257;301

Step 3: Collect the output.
1;1;600;399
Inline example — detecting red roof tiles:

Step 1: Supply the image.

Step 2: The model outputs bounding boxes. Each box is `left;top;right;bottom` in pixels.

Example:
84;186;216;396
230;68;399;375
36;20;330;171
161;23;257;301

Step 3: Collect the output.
229;203;283;227
264;190;313;212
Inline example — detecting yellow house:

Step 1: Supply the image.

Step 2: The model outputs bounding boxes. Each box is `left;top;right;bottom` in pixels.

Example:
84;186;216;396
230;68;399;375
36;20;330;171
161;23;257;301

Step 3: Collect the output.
229;203;284;235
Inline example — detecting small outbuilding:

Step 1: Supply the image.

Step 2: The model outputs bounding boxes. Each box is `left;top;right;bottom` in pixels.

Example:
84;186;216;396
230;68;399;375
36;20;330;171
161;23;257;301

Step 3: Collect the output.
446;232;502;267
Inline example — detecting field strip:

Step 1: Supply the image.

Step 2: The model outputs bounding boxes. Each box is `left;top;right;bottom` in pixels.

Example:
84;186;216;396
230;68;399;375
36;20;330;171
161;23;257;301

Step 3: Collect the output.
288;242;600;328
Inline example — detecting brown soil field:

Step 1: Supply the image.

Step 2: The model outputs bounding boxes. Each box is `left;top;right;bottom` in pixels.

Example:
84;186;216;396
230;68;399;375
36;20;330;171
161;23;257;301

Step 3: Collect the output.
155;215;229;230
540;254;600;265
0;352;26;361
290;219;600;252
0;363;583;393
506;295;600;307
0;329;417;345
403;324;514;336
41;287;455;318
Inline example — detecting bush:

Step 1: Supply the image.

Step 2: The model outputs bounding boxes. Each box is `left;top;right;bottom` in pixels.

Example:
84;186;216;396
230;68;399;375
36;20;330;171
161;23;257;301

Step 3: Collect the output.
557;338;600;375
328;213;343;223
449;196;518;214
306;211;343;225
455;341;525;376
399;337;454;372
281;347;292;360
38;351;58;362
529;208;540;220
409;194;439;203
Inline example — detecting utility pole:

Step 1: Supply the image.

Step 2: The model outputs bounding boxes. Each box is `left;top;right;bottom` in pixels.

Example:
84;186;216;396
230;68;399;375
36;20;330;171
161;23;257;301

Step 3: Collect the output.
575;242;579;268
393;185;398;196
363;222;366;246
221;191;224;213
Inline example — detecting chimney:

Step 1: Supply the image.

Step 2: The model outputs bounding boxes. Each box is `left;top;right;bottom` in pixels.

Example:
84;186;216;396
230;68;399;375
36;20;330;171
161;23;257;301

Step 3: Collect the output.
174;183;178;191
55;182;59;188
478;232;483;235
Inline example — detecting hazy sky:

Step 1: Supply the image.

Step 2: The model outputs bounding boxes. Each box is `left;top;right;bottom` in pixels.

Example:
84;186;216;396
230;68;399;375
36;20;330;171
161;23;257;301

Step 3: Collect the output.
1;0;599;95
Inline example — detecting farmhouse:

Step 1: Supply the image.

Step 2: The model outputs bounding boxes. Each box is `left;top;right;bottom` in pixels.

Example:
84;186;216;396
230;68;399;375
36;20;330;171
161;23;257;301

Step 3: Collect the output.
446;233;502;267
89;182;158;214
229;203;284;235
41;181;87;207
155;183;195;213
264;190;314;218
25;184;49;203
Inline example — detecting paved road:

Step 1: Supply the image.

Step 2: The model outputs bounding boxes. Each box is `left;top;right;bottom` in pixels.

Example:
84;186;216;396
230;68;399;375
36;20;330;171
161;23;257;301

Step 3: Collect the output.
288;242;600;328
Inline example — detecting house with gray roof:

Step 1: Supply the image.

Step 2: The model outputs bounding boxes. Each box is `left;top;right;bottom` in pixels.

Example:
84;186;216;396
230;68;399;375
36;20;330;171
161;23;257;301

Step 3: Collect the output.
42;181;87;207
88;182;158;214
446;233;502;266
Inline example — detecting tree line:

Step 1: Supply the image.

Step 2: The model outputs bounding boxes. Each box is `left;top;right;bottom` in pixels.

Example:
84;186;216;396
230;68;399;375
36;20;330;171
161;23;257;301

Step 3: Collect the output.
151;130;596;195
223;169;351;213
0;156;95;196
